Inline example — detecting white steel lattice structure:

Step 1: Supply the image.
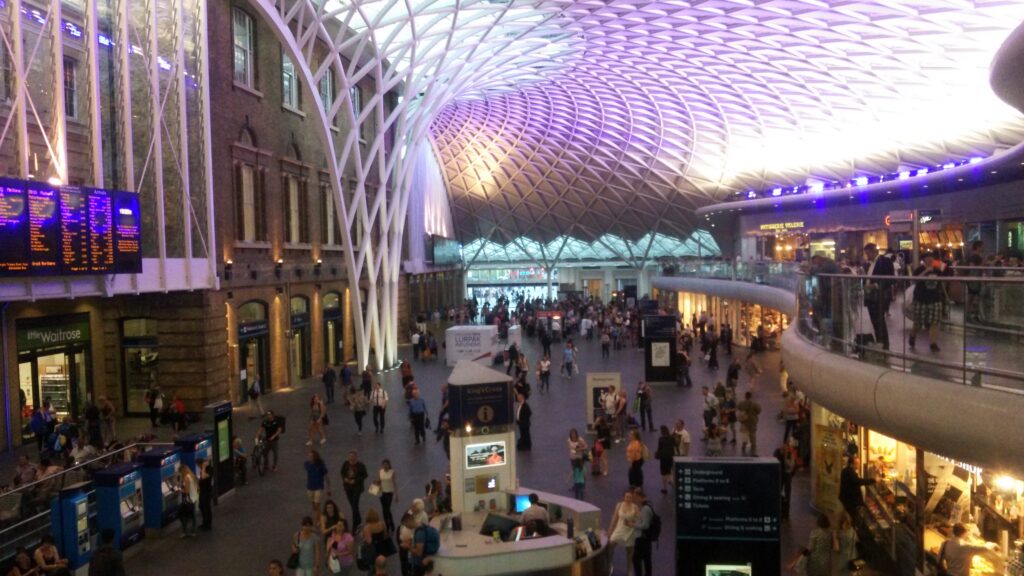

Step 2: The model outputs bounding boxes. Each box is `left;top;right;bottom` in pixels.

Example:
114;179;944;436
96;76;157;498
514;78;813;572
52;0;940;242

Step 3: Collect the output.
0;0;216;300
250;0;1024;368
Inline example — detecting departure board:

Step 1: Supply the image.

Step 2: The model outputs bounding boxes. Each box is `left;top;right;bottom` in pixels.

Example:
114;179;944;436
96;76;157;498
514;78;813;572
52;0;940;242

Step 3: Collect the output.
0;179;142;276
0;180;28;273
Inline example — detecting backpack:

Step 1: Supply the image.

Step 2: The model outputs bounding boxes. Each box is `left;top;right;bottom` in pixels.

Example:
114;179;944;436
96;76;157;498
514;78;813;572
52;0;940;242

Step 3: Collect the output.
416;524;441;555
643;503;662;543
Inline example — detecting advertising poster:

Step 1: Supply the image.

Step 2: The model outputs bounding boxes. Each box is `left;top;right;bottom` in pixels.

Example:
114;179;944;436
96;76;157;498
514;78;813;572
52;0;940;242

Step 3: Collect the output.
445;325;499;366
814;425;843;516
466;441;506;469
585;372;621;430
651;342;671;367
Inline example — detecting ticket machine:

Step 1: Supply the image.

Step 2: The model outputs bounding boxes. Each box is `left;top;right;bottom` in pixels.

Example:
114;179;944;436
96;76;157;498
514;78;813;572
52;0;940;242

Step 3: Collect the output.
50;481;94;570
139;446;182;530
94;463;145;550
175;433;211;475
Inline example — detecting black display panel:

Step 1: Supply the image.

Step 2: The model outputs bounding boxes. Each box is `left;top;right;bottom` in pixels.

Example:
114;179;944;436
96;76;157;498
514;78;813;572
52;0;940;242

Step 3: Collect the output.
675;458;781;576
0;179;142;276
431;235;462;266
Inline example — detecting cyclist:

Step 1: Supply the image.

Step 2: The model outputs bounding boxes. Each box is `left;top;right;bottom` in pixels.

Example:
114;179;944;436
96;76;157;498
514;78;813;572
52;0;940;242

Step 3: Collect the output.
255;410;284;472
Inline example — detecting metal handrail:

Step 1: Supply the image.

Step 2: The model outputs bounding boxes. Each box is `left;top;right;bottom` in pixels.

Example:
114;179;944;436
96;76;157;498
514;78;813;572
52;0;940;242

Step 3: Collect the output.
4;441;172;497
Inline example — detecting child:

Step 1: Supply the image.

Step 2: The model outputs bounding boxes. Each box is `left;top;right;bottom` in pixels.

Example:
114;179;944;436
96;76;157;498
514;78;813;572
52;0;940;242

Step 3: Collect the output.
572;461;586;500
591;438;606;476
232;436;247;485
706;425;723;457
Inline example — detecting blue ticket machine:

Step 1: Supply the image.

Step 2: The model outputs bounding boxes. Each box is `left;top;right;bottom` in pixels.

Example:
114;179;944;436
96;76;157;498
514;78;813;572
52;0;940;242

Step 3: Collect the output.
50;481;94;570
139;446;182;529
95;463;145;550
175;433;212;475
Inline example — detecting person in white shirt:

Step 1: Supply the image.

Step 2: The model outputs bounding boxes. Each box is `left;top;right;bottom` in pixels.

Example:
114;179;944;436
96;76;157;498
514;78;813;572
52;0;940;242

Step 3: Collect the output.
601;386;618;435
939;523;995;576
520;493;550;529
672;420;691;456
701;386;719;440
370;381;389;433
411;331;421;362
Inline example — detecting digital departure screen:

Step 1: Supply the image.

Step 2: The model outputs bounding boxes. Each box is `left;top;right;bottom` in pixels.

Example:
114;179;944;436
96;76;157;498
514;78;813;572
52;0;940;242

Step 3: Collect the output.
0;179;142;276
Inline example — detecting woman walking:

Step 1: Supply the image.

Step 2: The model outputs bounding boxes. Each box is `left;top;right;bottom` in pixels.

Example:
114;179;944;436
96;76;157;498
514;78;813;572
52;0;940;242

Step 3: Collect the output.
721;389;737;444
626;429;647;488
607;489;639;576
291;516;321;576
537;354;551;392
832;511;858;576
326;518;355;575
361;508;393;565
308;393;327;446
378;459;397;533
350;388;369;436
804;513;832;576
655;426;676;494
567;429;589;471
321;500;344;542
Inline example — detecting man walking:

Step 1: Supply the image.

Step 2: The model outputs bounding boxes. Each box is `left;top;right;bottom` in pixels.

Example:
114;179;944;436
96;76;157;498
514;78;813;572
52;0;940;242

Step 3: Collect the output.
408;389;428;444
411;330;421;361
340;451;368;529
632;489;654;576
515;391;532;451
370;381;389;433
863;243;895;350
737;391;762;456
321;364;337;404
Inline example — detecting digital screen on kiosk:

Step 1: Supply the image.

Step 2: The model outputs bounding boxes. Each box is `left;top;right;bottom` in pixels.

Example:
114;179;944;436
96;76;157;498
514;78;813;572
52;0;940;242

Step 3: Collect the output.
0;178;142;276
706;566;752;576
466;441;506;469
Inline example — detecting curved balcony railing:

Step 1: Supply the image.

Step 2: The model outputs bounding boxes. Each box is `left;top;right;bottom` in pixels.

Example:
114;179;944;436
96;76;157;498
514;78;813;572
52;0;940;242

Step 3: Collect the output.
661;262;1024;391
795;271;1024;390
669;260;801;291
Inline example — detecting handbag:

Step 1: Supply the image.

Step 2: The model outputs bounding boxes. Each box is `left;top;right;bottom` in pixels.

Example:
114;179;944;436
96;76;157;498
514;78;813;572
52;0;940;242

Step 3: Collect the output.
328;554;341;574
425;415;432;430
322;412;330;426
356;542;375;571
286;533;300;569
177;499;195;519
378;535;398;557
368;481;382;497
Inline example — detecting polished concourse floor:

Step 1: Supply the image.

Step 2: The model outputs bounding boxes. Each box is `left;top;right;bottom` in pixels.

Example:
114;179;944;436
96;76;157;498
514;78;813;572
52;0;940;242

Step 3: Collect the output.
104;327;829;575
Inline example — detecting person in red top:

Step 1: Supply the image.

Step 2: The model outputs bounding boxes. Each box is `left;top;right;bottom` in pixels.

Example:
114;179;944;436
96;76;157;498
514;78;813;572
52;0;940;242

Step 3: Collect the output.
170;393;186;433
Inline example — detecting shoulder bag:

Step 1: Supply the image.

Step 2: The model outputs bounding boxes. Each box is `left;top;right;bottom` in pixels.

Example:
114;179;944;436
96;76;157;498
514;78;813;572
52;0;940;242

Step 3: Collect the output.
286;533;300;569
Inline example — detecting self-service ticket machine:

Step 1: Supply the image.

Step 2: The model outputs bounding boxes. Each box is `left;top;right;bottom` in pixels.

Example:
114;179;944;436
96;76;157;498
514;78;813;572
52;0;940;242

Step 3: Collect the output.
94;463;144;550
175;433;211;475
139;446;182;530
50;481;94;571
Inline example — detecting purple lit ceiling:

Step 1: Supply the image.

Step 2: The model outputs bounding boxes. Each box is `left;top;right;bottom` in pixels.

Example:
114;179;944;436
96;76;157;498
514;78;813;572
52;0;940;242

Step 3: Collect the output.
430;0;1024;246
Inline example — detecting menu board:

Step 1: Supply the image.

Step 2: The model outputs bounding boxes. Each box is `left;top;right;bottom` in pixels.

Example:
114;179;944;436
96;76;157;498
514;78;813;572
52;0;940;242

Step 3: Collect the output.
0;179;141;276
676;458;780;541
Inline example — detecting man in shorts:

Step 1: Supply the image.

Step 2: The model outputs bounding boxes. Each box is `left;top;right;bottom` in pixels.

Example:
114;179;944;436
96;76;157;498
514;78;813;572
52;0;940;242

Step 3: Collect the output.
305;450;331;521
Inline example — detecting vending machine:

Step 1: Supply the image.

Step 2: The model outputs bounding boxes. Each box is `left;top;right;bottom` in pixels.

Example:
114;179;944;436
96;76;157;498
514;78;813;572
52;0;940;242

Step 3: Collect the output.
139;446;182;530
175;433;212;475
50;481;94;570
94;463;145;550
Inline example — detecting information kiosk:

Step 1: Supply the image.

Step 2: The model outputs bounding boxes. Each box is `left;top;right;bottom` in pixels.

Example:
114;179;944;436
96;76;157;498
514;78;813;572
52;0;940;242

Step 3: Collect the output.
175;433;212;475
139;446;181;530
206;400;234;497
50;481;94;570
434;361;609;575
94;463;144;550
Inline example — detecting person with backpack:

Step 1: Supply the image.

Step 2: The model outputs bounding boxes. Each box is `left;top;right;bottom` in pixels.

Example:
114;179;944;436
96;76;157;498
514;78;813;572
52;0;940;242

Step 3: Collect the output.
629;489;659;576
404;512;440;576
246;376;263;418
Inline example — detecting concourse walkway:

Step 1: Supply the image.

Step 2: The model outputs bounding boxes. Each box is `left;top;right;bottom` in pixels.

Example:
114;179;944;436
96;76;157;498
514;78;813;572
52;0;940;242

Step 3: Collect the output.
1;324;866;574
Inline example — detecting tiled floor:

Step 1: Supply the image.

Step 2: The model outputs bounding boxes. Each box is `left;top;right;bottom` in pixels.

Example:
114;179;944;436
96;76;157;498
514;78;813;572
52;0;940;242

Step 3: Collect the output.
3;325;866;574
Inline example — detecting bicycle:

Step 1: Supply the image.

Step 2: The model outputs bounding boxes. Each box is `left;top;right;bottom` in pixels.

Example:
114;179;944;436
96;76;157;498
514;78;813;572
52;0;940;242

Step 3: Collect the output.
251;436;268;477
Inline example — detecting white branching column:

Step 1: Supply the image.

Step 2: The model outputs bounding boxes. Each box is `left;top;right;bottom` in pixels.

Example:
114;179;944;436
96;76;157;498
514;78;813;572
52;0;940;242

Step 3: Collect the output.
247;0;576;370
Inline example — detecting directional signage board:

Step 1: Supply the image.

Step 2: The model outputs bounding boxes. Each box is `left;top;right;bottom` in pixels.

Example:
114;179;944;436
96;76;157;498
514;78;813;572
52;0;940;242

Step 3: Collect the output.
675;457;781;576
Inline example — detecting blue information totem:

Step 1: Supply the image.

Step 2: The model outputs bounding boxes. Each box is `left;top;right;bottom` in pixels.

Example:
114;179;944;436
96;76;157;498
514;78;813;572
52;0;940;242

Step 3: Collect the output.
175;433;212;475
139;446;182;529
94;463;145;550
50;481;94;570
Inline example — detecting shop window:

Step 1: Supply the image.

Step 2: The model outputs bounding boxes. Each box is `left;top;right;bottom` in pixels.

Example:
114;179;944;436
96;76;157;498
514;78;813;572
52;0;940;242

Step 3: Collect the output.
63;57;77;119
121;318;158;414
281;53;298;109
238;300;267;323
233;8;255;88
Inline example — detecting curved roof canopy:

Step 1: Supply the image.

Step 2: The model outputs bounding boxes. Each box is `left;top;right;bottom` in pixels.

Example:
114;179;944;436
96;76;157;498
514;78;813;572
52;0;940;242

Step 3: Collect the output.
428;0;1024;255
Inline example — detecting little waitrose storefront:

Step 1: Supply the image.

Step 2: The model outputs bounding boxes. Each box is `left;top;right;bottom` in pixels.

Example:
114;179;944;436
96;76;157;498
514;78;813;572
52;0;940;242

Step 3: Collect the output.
16;314;93;438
